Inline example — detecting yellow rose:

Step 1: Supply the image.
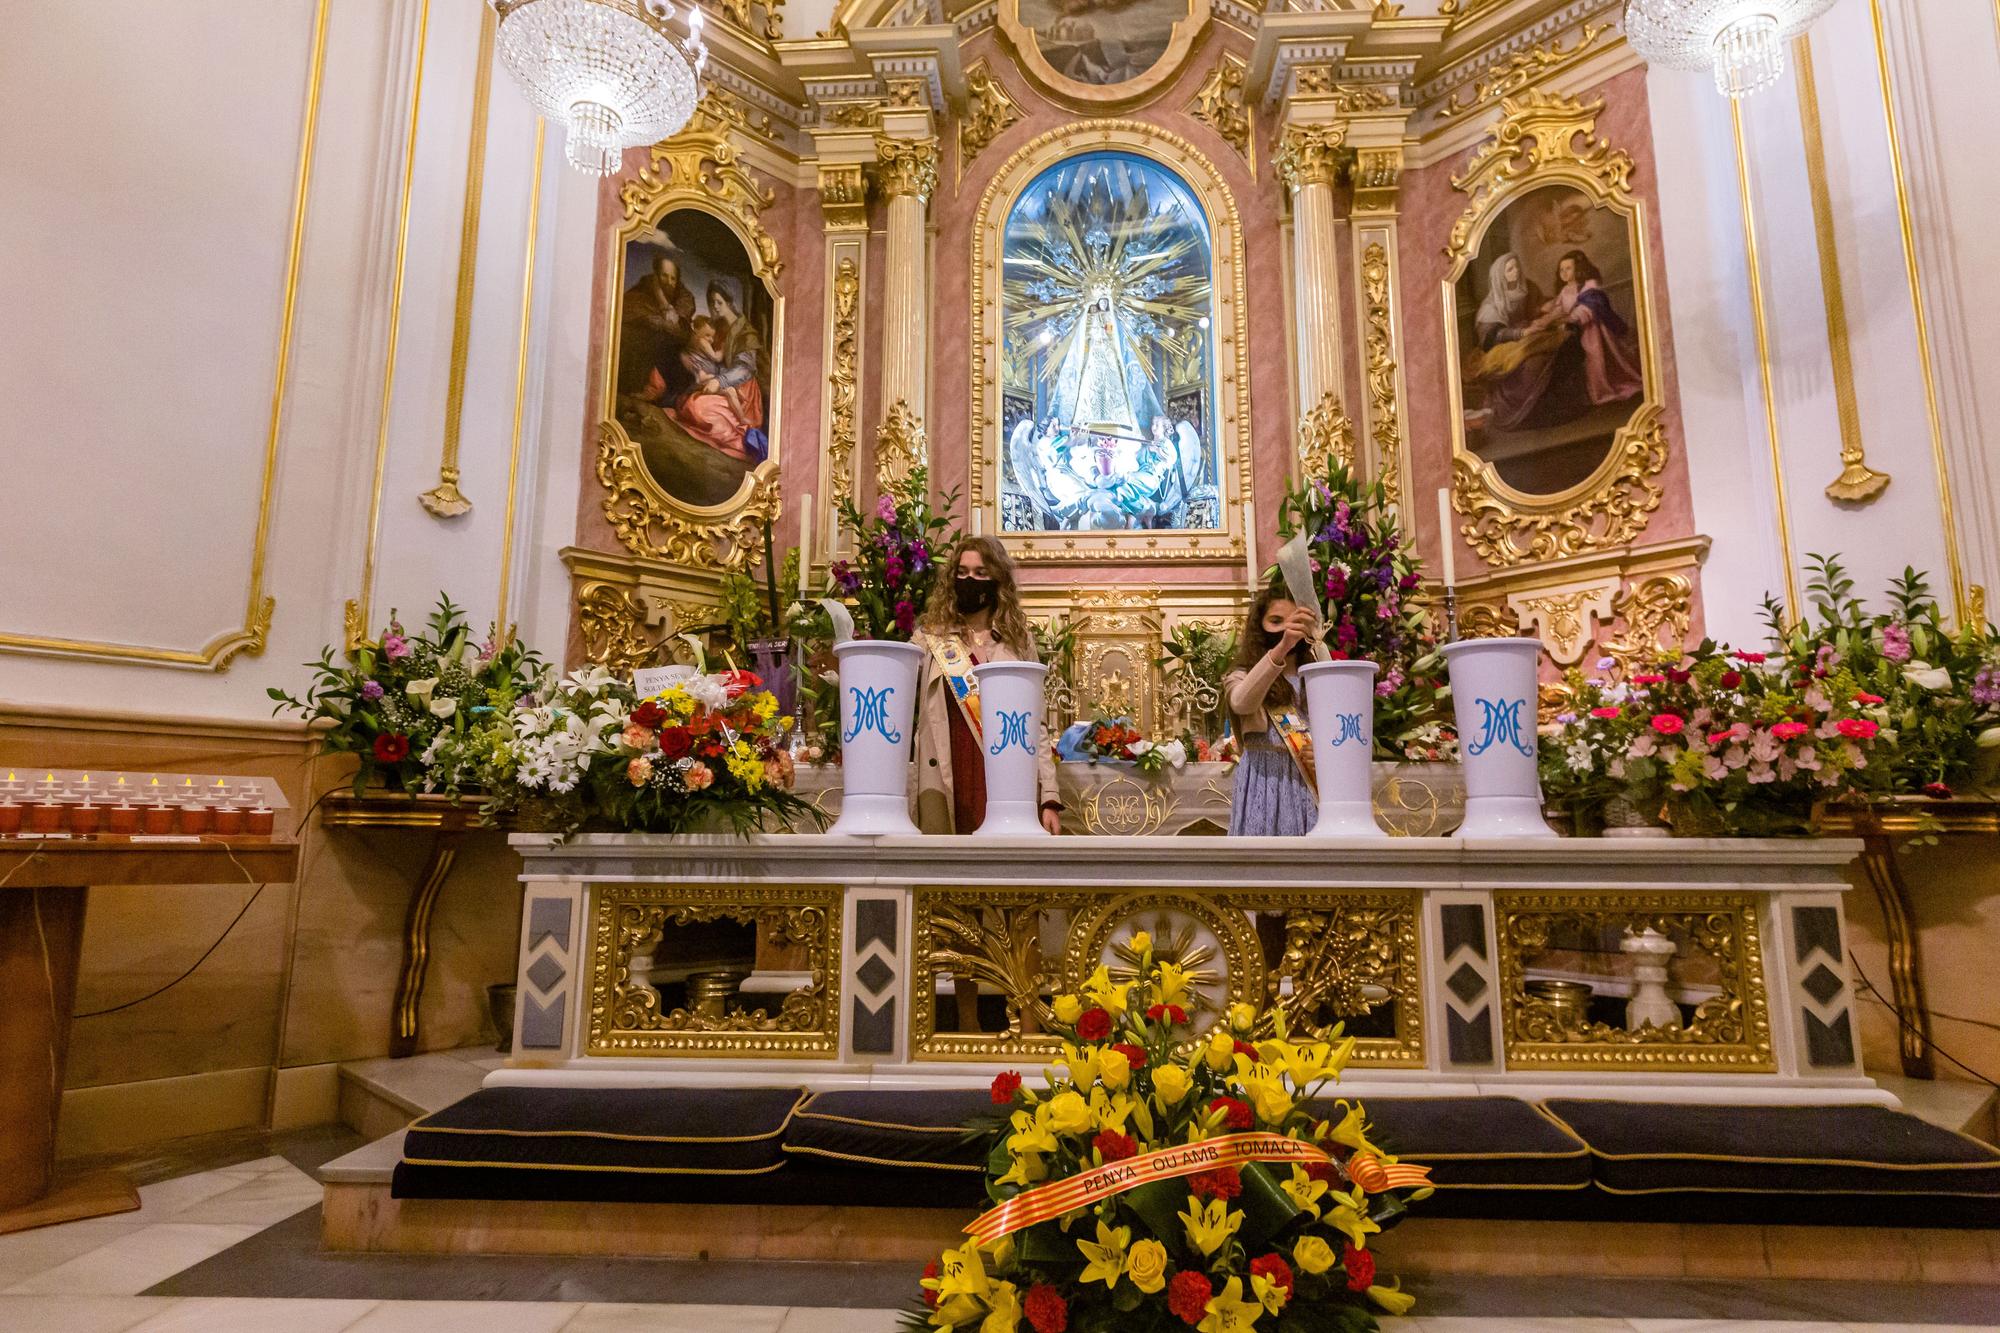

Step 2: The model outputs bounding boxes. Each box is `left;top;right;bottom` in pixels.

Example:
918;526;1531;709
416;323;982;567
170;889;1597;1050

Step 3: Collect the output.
1052;993;1083;1025
1098;1047;1132;1092
1151;1063;1192;1107
1045;1090;1092;1137
1128;930;1152;956
1125;1238;1169;1294
1204;1029;1235;1073
1291;1234;1336;1275
1227;1002;1258;1033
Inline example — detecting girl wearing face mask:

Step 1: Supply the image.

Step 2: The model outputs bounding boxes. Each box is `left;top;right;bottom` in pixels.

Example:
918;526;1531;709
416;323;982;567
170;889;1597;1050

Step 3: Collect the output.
1222;588;1320;836
911;536;1064;835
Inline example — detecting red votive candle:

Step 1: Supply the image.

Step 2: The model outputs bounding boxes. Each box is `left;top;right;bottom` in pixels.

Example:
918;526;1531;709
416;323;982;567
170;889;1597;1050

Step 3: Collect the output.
29;802;64;833
245;807;276;836
107;803;139;835
179;804;212;835
212;805;244;836
142;803;175;834
69;803;101;835
0;802;22;835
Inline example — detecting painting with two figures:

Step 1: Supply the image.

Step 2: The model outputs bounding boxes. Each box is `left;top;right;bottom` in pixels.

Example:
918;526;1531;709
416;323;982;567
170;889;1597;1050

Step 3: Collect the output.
1454;182;1649;497
999;151;1220;534
1015;0;1190;87
614;209;774;510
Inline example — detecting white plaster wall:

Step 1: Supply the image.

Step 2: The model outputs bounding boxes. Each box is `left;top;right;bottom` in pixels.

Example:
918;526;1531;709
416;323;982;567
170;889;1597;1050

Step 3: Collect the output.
0;0;581;718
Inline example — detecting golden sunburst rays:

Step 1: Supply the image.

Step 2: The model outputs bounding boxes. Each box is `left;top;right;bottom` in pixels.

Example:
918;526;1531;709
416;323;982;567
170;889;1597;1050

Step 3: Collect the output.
1105;914;1224;1021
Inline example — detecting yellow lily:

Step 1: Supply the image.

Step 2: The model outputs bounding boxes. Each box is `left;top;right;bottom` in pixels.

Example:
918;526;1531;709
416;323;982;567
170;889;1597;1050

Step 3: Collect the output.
980;1280;1023;1333
995;1150;1047;1190
1082;965;1135;1016
1075;1219;1130;1289
1179;1196;1243;1257
1324;1099;1389;1160
1250;1270;1291;1315
1087;1086;1134;1135
1280;1163;1328;1217
1127;930;1153;957
1151;960;1193;1009
1326;1183;1382;1250
934;1240;993;1304
1367;1279;1417;1316
1197;1276;1265;1333
1006;1111;1056;1158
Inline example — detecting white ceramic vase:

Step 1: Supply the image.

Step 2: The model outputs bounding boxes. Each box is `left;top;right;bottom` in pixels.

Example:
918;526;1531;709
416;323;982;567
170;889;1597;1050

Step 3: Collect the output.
827;639;925;836
1297;660;1386;838
1441;637;1556;839
970;661;1050;837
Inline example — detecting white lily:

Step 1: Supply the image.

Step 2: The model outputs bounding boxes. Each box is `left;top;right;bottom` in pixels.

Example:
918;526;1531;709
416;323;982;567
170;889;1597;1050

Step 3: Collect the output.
1903;662;1952;691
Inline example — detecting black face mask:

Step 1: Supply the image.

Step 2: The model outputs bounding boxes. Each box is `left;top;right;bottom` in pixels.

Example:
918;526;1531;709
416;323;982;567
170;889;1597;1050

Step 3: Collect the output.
955;577;998;616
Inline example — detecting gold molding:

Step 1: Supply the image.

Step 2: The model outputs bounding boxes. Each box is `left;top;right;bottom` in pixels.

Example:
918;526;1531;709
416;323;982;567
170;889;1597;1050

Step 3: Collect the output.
958;61;1022;182
873;134;938;201
595;100;785;571
1185;52;1253;169
1436;21;1611;122
495;119;546;630
1297;391;1357;478
563;546;723;672
349;0;434;649
817;162;868;232
970;120;1254;566
825;253;861;516
1443;93;1668;569
1273;122;1347;191
1869;0;1966;618
995;0;1213;112
421;3;497;521
874;398;926;490
1360;238;1405;510
1730;99;1801;618
1794;38;1887;506
1604;572;1693;668
0;0;331;670
1349;146;1403;216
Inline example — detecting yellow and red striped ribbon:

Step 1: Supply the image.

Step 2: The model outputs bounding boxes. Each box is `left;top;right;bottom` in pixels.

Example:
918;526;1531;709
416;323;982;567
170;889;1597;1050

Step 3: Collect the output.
964;1132;1430;1246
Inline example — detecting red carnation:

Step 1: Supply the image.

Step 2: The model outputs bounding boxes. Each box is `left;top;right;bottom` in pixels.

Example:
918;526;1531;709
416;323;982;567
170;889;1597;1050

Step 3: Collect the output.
1075;1007;1113;1041
1306;1160;1343;1185
718;668;763;700
1145;1003;1189;1025
630;700;666;729
990;1070;1022;1105
658;726;693;759
1233;1040;1261;1063
1589;706;1622;720
1249;1254;1295;1300
1024;1283;1068;1333
1168;1271;1213;1325
1208;1096;1252;1131
1719;670;1743;689
1343;1243;1376;1292
1109;1042;1148;1070
1189;1166;1243;1200
1733;650;1768;664
1837;717;1880;740
1649;714;1685;736
1092;1130;1137;1162
372;733;410;763
921;1258;941;1309
1854;691;1885;705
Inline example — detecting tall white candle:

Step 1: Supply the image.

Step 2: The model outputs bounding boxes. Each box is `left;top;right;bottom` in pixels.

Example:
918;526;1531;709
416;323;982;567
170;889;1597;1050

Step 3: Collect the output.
1436;488;1458;588
1246;532;1260;592
797;492;813;595
972;506;983;537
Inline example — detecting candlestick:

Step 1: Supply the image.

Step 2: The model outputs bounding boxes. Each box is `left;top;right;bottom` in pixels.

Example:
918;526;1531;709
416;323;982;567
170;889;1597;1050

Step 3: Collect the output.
972;506;983;538
797;492;813;597
1435;488;1458;590
1245;533;1261;593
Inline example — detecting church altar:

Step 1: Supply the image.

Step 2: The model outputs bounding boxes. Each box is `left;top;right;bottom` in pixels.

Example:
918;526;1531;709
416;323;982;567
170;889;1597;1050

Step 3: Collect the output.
494;832;1883;1107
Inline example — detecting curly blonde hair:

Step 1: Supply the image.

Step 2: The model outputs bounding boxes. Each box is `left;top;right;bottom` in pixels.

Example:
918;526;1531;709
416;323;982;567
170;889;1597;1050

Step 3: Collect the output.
920;536;1035;657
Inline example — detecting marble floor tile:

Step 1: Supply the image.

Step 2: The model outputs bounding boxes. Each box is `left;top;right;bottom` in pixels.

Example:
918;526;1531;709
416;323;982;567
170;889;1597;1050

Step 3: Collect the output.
133;1167;254;1220
0;1295;175;1332
346;1301;584;1332
124;1297;377;1332
1629;1323;1847;1332
0;1214;149;1288
1418;1321;1638;1332
774;1309;911;1333
3;1223;263;1296
168;1169;323;1227
560;1304;790;1333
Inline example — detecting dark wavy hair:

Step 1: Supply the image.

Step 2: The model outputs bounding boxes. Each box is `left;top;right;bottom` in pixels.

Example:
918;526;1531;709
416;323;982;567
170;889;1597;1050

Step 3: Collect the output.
1230;585;1300;711
919;536;1034;656
1555;249;1603;286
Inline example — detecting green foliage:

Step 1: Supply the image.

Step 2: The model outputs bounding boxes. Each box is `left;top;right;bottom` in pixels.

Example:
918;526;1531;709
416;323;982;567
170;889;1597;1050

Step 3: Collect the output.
827;467;960;641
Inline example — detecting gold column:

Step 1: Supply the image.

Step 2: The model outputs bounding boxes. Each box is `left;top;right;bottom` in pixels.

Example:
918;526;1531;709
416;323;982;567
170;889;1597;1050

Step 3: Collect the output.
1274;122;1349;462
874;135;938;461
1349;144;1409;515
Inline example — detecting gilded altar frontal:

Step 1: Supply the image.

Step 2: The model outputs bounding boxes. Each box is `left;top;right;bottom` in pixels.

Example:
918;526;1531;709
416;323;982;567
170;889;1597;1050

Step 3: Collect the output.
11;0;2000;1323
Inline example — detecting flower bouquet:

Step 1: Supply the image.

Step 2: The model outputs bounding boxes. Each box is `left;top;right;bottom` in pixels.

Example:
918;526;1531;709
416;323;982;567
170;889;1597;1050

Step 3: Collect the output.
270;596;539;796
908;936;1428;1333
829;465;958;641
1069;717;1188;777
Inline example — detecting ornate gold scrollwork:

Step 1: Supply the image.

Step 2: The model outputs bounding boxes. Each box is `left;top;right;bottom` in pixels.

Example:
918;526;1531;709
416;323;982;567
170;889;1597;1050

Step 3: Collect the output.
1495;891;1775;1072
1514;590;1593;662
1360;243;1402;507
818;163;868;232
1445;93;1668;570
874;135;939;201
1437;22;1612;122
1297;392;1357;476
596;101;785;572
959;62;1021;173
1273;123;1348;191
587;883;842;1057
577;582;660;673
1081;775;1178;836
874;399;927;488
827;256;861;511
1457;599;1523;639
1606;573;1694;667
1186;54;1252;163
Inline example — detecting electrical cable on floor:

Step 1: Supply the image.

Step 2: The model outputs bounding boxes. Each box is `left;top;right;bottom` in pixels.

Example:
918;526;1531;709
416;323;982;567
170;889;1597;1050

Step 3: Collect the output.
1850;957;2000;1091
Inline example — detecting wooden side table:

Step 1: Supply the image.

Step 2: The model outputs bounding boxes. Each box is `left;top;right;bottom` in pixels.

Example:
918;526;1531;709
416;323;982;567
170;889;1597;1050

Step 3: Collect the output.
0;837;300;1233
320;793;493;1058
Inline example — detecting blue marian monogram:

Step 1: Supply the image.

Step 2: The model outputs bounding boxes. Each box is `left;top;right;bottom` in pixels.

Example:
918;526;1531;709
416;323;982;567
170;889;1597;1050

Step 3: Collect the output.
988;709;1033;756
843;685;902;744
1466;697;1535;758
1328;712;1367;748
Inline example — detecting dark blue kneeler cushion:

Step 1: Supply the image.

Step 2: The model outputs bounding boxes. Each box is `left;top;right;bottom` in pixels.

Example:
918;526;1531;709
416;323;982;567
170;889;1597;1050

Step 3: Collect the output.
783;1089;994;1172
1304;1096;1591;1189
1543;1099;2000;1197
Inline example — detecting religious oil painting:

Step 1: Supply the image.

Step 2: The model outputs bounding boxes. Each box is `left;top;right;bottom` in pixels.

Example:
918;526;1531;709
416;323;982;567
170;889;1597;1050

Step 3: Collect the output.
998;151;1221;534
613;207;776;511
1452;182;1649;498
1002;0;1209;103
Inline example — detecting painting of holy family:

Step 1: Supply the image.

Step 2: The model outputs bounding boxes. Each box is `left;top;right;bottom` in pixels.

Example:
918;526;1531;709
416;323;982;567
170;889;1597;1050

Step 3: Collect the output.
614;208;775;509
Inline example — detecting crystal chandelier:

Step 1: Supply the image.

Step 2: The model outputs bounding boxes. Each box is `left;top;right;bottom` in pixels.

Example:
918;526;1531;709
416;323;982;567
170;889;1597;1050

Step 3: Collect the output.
1625;0;1839;98
493;0;708;176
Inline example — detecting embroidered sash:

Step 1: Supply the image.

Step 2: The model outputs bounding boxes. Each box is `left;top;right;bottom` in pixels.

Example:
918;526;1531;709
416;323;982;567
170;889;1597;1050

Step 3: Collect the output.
1271;708;1317;796
928;634;983;743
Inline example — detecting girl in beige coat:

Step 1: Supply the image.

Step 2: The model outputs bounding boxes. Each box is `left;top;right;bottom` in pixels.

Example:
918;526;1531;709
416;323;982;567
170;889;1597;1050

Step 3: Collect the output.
909;537;1063;835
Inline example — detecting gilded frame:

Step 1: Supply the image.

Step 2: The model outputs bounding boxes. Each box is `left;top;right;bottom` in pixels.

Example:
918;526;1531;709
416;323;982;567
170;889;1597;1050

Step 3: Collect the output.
971;122;1253;566
997;0;1213;110
1442;93;1669;569
597;104;785;571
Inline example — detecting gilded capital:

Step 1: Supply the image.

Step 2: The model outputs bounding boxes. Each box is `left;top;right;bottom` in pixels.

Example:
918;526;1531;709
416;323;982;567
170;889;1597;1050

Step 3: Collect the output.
874;135;940;202
818;162;869;232
1350;145;1404;213
1273;123;1347;192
